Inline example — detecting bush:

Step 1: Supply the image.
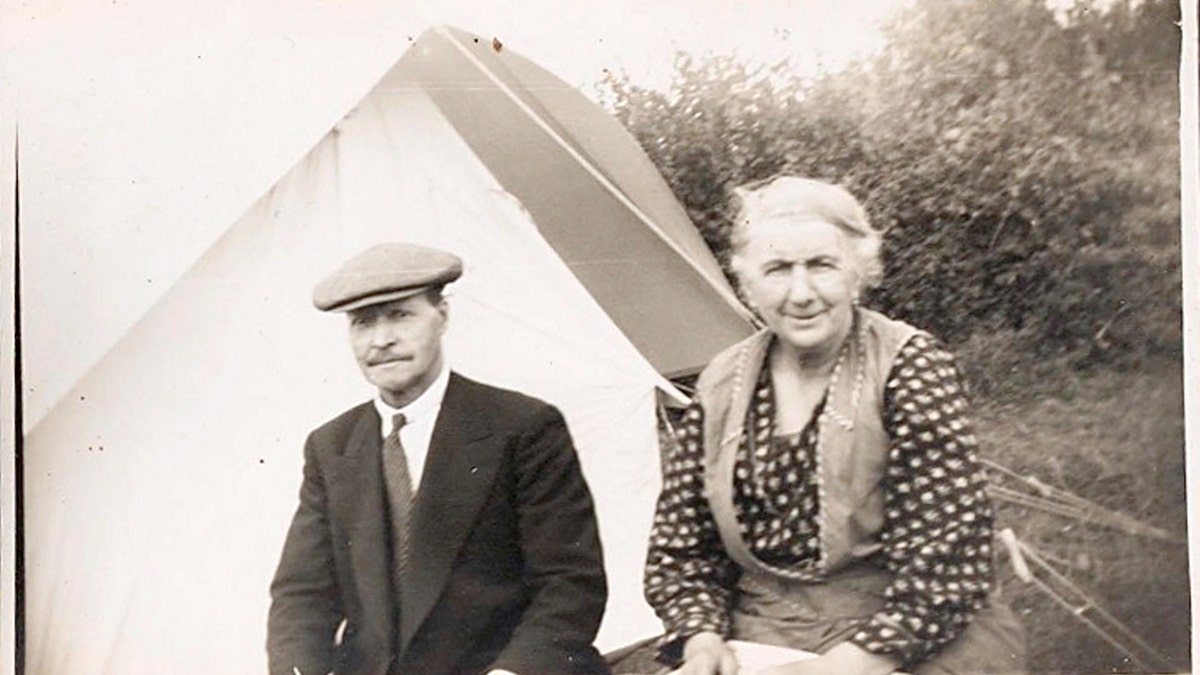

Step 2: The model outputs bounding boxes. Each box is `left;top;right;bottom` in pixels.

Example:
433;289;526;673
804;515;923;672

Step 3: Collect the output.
600;0;1182;369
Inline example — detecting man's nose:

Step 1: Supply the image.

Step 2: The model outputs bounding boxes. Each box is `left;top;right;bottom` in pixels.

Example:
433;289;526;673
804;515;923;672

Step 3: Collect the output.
367;322;398;347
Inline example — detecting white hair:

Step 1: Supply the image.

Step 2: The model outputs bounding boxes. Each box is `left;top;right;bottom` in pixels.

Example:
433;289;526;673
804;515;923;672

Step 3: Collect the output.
728;175;883;293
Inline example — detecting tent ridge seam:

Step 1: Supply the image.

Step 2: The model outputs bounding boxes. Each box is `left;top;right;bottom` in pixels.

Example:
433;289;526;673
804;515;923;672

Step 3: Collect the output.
433;25;754;327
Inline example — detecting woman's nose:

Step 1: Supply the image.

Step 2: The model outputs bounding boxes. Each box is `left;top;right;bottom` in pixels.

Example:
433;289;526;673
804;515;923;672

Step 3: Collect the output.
785;269;815;304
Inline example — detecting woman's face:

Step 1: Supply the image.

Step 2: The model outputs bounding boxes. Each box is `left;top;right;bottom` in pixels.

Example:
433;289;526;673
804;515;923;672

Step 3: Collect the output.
736;218;860;359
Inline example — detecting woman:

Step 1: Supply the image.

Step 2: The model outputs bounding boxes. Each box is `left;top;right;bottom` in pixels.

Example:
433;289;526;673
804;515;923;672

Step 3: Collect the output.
644;176;1025;675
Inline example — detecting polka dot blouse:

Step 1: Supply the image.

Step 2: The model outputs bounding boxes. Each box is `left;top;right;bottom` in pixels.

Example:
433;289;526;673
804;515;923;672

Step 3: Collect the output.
644;333;995;666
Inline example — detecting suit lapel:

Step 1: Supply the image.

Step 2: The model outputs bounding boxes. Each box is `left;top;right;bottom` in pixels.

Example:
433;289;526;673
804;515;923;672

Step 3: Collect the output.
399;373;499;646
325;404;396;648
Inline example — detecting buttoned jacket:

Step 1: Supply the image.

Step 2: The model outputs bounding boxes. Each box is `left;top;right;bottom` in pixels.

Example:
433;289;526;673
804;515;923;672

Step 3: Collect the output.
268;373;609;675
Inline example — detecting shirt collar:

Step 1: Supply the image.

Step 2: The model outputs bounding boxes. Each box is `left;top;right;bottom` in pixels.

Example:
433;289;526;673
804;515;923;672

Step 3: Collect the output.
373;365;451;432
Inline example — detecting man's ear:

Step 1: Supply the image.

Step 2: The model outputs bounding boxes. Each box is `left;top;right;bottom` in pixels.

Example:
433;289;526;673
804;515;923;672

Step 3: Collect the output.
436;298;449;332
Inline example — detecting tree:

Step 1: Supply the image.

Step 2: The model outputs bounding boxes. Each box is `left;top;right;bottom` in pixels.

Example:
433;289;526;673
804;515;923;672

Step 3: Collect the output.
601;0;1181;366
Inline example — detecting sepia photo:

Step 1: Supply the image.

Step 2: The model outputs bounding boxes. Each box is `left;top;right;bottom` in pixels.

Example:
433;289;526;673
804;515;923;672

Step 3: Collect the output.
3;1;1195;673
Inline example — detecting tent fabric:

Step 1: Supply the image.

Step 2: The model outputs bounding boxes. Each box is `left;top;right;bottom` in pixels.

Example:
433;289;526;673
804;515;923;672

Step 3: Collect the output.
25;27;751;673
410;26;755;377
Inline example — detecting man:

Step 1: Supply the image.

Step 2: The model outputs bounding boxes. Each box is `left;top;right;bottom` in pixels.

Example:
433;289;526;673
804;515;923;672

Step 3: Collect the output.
268;243;609;675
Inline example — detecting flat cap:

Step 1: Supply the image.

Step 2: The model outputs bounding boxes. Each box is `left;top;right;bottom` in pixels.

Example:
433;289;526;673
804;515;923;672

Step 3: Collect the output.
313;243;463;312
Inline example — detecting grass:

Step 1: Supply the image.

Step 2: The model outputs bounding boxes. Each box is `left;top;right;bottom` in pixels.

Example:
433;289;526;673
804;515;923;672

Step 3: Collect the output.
970;355;1190;674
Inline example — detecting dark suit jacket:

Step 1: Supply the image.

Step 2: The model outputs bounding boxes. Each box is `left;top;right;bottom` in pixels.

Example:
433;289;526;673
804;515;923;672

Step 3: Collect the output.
268;373;609;675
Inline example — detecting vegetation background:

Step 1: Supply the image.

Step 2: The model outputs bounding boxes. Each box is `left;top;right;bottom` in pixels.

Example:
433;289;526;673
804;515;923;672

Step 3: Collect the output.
600;0;1188;672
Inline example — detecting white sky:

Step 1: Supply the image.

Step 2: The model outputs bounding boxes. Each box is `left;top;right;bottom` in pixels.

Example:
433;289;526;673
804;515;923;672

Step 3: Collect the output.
5;0;913;427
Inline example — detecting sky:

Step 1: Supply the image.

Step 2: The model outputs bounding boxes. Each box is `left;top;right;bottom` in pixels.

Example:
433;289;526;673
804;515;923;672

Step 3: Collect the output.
4;0;915;427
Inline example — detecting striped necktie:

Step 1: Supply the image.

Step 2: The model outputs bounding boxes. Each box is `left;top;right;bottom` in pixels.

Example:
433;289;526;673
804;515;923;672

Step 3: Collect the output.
382;413;414;590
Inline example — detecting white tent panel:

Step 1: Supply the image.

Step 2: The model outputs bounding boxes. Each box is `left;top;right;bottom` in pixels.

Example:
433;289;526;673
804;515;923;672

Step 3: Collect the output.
27;78;667;673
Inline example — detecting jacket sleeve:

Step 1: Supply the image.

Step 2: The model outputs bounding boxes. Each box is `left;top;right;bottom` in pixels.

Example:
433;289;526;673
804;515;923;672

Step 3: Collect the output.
268;433;342;675
489;405;609;675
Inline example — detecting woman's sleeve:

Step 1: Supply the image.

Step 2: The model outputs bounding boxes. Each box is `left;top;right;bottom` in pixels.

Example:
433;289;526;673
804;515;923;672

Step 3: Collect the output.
644;400;740;663
848;333;996;666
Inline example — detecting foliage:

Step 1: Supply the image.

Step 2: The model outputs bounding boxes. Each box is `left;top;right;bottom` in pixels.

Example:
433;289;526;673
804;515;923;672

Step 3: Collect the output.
599;0;1182;367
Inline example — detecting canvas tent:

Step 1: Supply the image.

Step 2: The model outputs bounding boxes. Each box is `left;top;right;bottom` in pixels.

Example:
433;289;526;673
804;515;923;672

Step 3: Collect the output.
24;25;753;674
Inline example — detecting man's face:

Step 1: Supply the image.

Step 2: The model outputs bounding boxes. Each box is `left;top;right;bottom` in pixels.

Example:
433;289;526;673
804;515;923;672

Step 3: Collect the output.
348;291;447;408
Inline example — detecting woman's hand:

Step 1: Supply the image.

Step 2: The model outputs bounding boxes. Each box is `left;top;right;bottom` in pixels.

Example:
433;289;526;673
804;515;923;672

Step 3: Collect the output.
754;642;901;675
671;631;739;675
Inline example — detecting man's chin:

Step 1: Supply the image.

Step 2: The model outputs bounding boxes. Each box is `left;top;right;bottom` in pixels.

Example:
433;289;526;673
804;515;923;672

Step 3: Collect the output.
365;368;417;392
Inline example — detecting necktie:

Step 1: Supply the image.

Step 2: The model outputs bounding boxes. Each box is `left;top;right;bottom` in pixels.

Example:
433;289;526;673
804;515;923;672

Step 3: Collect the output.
382;413;414;592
